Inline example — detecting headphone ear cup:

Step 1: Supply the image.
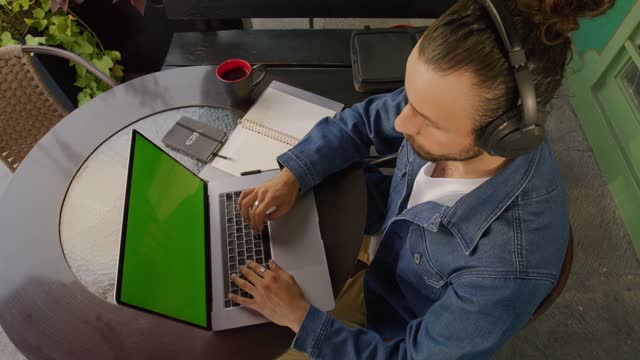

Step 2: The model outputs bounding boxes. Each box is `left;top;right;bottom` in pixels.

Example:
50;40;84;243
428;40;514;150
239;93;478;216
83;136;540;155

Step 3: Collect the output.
479;109;522;157
479;106;546;158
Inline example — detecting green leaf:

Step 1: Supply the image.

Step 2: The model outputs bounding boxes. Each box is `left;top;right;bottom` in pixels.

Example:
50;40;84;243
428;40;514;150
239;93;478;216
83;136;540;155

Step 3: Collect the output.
47;34;61;45
51;15;72;36
74;63;87;77
49;19;65;36
0;31;19;46
77;89;91;106
104;50;121;62
40;0;51;12
45;25;63;45
25;34;47;46
80;45;94;58
50;15;72;35
33;8;46;19
112;64;124;79
56;22;69;37
60;37;78;50
88;79;98;92
36;19;48;32
25;18;48;32
74;76;91;88
0;0;9;6
50;15;67;25
72;38;93;57
70;22;81;35
81;31;97;47
19;0;30;10
91;55;114;75
47;23;57;35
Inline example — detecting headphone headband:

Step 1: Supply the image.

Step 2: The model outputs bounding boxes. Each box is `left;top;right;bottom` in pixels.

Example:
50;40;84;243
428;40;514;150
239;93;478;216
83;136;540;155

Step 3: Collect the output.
478;0;539;129
476;0;545;158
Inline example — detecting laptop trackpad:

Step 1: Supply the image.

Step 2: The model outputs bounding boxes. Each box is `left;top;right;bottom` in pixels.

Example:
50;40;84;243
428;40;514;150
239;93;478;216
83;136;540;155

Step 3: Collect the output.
268;192;325;270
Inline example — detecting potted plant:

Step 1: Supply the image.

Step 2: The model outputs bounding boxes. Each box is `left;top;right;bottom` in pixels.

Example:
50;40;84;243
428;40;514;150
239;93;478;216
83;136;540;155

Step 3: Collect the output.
0;0;145;106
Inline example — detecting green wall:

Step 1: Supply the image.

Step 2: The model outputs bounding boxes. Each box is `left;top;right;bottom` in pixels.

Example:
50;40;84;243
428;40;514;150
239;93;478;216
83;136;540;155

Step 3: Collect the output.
573;0;635;56
567;1;640;256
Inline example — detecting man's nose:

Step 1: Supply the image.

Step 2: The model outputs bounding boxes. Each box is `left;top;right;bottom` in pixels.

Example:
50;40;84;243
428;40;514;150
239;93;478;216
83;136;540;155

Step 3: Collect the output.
394;105;419;136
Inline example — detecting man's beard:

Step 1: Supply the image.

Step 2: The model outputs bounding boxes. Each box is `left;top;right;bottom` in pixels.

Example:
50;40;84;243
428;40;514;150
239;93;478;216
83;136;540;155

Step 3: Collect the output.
406;136;484;162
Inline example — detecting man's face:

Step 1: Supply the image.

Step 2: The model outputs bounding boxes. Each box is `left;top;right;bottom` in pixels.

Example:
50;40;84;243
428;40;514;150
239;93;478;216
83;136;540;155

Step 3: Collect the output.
395;46;485;162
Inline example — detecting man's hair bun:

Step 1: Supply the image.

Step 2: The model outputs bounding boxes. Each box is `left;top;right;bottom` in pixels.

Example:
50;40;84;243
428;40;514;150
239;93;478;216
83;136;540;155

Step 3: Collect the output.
516;0;615;45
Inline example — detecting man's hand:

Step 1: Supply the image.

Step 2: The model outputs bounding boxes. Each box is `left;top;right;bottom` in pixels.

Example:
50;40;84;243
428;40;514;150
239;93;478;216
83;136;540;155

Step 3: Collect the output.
238;168;300;232
229;259;309;333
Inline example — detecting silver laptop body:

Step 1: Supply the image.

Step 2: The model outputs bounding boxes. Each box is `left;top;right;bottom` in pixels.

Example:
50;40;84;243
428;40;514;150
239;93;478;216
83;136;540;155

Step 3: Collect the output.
201;167;335;330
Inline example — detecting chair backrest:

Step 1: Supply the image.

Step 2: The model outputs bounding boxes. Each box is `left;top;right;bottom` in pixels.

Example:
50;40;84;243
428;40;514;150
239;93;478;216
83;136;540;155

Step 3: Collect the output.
0;45;69;172
529;229;575;322
0;45;118;172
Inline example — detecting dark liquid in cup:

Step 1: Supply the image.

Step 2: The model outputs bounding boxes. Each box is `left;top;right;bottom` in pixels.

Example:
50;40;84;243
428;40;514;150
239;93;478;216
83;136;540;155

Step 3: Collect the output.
220;67;249;81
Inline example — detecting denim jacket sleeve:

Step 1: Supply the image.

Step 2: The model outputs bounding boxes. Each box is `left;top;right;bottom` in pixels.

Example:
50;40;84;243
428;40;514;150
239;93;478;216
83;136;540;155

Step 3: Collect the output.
276;88;406;193
292;276;554;360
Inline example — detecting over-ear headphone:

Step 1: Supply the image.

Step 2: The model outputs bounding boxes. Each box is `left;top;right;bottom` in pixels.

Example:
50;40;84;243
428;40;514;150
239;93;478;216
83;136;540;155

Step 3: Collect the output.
477;0;546;158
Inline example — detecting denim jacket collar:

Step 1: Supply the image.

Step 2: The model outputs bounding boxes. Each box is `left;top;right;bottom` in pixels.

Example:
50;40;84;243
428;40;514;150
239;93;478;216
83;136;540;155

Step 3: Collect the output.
441;145;542;254
398;201;448;232
401;143;542;255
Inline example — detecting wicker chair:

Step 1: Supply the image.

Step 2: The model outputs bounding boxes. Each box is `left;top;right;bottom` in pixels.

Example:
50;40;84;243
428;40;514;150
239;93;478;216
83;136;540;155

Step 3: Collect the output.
0;45;118;172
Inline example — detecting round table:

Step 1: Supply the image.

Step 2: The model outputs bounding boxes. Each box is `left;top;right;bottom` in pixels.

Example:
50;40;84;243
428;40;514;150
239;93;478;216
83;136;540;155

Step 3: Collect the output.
0;66;366;360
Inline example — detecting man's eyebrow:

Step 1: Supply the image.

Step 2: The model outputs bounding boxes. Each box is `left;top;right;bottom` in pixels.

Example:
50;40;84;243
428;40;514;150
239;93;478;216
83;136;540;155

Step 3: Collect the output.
409;101;436;126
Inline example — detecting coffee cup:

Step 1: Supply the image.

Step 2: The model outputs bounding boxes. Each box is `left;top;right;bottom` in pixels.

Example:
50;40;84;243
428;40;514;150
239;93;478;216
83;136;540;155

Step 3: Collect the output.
216;59;266;105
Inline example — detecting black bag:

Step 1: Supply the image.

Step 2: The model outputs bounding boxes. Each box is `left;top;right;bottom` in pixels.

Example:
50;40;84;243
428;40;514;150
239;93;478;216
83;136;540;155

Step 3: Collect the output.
351;27;426;93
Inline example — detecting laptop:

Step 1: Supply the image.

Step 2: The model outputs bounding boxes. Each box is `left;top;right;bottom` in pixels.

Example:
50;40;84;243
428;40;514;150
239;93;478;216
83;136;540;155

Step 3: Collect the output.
115;130;334;330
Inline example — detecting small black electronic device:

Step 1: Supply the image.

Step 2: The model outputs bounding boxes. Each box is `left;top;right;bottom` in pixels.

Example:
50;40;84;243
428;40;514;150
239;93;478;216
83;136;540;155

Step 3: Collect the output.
350;28;424;93
162;116;228;162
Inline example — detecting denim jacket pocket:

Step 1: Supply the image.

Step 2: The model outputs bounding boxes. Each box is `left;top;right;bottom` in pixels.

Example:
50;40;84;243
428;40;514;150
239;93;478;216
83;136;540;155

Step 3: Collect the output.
396;225;447;303
407;225;447;288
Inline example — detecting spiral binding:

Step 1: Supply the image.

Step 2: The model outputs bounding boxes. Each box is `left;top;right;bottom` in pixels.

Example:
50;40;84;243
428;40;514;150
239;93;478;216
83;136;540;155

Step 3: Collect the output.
241;118;299;146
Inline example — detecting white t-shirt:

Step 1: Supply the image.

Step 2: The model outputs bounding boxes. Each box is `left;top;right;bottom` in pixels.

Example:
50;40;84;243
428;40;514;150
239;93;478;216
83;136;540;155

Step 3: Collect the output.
368;162;490;260
406;162;489;208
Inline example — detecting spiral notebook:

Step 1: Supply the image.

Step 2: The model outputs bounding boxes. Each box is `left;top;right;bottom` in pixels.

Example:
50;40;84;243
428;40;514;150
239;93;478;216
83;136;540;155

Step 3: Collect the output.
210;81;343;176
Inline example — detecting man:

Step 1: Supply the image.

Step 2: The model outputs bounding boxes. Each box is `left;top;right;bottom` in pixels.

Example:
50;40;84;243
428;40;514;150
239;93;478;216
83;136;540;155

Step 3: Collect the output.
222;0;609;357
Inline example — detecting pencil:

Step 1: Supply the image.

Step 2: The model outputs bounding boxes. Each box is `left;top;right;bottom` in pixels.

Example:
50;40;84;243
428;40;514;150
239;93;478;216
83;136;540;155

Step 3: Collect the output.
213;153;231;160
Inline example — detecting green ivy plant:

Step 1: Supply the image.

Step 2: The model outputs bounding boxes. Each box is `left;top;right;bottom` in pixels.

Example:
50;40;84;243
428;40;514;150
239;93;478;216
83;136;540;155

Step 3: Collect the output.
0;0;125;106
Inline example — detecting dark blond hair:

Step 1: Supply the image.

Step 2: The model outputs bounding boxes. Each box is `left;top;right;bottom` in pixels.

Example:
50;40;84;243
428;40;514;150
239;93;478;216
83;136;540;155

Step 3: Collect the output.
418;0;614;126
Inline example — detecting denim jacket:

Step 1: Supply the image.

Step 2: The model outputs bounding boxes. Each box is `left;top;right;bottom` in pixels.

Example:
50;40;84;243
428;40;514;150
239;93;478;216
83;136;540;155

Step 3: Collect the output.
277;87;570;359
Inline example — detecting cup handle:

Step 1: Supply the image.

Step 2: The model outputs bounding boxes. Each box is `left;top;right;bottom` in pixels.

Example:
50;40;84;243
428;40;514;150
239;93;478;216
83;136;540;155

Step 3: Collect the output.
251;64;266;88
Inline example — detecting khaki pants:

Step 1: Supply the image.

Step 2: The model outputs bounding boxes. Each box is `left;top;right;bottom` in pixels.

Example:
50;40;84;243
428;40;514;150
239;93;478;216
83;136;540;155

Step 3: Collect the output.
276;270;367;359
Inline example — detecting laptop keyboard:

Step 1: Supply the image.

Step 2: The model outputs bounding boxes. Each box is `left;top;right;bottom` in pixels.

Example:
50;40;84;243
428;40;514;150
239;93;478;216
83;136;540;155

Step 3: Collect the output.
219;191;272;309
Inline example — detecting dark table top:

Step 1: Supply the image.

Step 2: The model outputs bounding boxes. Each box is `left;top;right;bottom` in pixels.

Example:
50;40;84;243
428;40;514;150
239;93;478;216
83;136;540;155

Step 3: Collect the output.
164;0;456;20
164;30;355;67
162;66;372;107
162;28;411;107
0;66;366;359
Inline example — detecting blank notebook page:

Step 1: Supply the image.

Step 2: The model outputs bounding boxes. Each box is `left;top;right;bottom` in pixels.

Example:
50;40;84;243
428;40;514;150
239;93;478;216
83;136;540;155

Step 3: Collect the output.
210;86;338;176
211;127;291;176
244;88;337;139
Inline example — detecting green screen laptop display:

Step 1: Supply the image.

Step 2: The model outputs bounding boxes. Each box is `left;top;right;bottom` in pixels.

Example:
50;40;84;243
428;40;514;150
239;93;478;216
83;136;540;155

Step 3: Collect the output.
116;130;210;329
